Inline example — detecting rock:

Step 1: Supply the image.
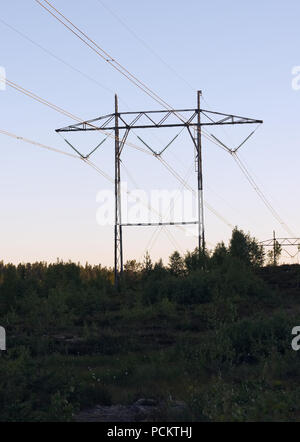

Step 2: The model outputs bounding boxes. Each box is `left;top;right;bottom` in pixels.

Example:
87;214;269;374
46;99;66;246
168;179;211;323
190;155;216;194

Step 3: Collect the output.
75;405;136;422
134;398;158;407
170;400;188;409
74;398;188;422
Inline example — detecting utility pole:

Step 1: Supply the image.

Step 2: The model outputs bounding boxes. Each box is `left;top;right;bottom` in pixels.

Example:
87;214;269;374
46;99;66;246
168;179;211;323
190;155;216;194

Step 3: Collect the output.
57;93;262;282
114;94;123;287
273;230;276;266
261;235;300;264
196;90;205;262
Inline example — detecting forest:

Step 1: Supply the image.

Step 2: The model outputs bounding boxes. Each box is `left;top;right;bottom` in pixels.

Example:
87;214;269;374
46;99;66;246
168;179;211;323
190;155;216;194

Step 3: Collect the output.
0;227;300;422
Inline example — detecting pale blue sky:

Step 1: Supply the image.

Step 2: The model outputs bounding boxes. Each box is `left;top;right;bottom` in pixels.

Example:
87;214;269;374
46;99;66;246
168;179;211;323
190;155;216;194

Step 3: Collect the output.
0;0;300;266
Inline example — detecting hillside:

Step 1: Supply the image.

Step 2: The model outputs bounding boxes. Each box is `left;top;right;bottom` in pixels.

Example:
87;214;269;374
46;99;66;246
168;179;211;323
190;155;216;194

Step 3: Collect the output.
1;230;300;422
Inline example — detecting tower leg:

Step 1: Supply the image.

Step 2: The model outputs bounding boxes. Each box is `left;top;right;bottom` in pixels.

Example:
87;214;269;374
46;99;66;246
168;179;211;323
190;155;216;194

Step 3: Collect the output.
114;94;123;287
196;90;205;263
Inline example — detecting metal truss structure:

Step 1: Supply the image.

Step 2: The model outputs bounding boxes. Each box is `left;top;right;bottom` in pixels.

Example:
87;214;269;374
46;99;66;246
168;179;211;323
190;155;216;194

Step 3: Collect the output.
56;92;263;286
260;238;300;263
57;108;262;133
260;232;300;261
261;238;300;248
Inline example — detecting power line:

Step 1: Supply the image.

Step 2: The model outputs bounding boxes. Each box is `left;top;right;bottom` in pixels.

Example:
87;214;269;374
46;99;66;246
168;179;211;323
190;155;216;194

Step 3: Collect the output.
3;118;216;259
0;128;170;221
3;76;151;156
1;125;218;260
0;128;198;239
145;226;164;256
5;78;83;121
35;0;244;149
2;7;266;237
0;128;78;159
206;131;295;237
162;226;185;255
34;0;182;116
0;128;114;182
3;0;290;265
1;74;236;232
0;17;115;97
123;149;234;230
0;13;221;247
32;0;266;161
148;162;195;256
232;153;295;237
33;0;250;152
136;161;195;260
157;156;234;229
94;0;195;92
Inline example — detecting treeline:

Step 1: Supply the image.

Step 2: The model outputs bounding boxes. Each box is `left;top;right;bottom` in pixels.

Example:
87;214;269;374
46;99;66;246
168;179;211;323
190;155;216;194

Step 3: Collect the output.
0;227;298;422
0;227;267;332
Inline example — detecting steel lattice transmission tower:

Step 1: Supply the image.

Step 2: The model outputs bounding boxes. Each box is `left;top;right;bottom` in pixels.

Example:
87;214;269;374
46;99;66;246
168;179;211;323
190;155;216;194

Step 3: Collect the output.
260;231;300;264
56;91;262;286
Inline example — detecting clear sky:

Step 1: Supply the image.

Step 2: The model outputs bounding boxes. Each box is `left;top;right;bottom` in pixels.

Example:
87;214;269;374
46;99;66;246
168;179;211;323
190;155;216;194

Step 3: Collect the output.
0;0;300;266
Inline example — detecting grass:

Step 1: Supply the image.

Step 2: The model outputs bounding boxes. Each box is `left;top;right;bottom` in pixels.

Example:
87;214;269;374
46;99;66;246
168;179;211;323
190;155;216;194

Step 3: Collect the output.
1;251;300;421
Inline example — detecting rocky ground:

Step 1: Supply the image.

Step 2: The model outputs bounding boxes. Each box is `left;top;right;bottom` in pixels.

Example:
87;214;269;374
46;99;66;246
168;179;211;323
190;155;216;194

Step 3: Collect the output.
74;398;189;422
